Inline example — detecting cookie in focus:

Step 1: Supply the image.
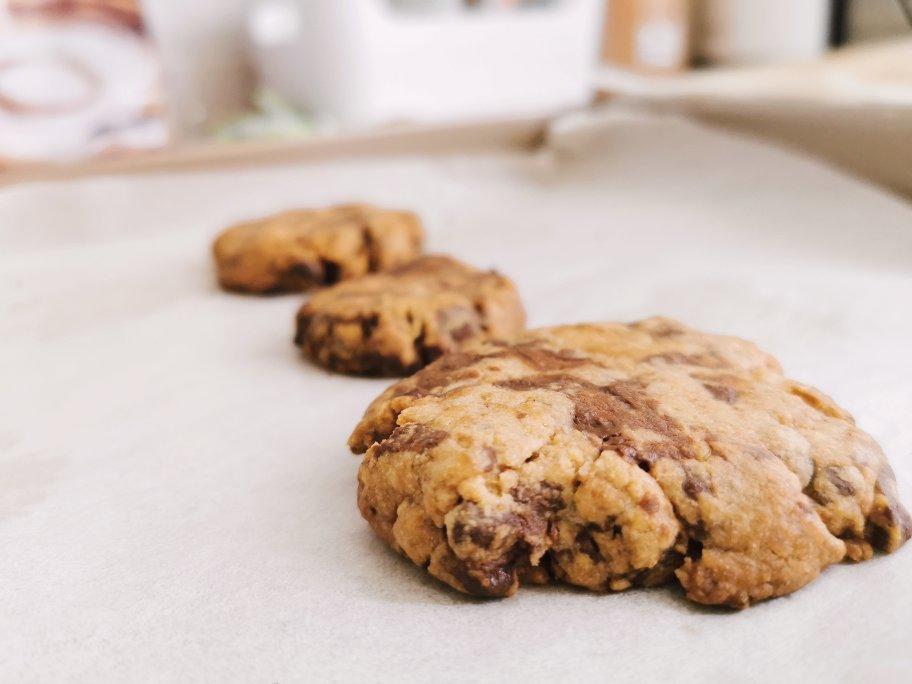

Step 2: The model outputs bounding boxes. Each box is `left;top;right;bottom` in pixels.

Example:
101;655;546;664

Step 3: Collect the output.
213;203;423;293
349;317;911;608
295;255;526;376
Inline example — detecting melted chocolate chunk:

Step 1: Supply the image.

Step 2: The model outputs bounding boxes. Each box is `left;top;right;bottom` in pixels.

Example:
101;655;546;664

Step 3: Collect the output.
287;262;318;283
575;525;605;562
639;494;659;513
572;381;689;449
452;514;497;549
509;345;588;371
496;374;693;463
450;323;476;342
495;375;568;392
360;314;379;340
319;258;341;284
825;467;856;496
704;383;738;404
633;548;684;587
346;351;423;377
682;471;710;500
407;352;488;395
441;552;518;598
649;322;685;338
511;482;564;515
373;424;448;457
685;537;704;560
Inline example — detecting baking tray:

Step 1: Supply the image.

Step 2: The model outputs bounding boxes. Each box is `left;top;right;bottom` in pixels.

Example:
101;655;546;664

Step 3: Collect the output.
1;111;910;681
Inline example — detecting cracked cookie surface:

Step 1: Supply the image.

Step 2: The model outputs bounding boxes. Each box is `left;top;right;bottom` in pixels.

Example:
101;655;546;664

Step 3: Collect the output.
213;204;423;293
295;255;526;376
350;317;910;607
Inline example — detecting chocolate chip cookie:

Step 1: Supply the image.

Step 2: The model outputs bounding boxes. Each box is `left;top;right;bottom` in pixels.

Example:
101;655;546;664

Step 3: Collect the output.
213;204;423;293
350;317;910;608
295;255;526;376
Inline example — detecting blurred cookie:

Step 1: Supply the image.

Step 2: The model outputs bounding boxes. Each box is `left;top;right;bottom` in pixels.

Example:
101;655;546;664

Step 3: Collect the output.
350;317;910;607
213;204;423;293
295;255;526;376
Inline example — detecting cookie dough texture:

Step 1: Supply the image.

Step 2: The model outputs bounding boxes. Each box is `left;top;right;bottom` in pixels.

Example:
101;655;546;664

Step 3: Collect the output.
350;317;910;608
295;256;526;376
213;204;423;293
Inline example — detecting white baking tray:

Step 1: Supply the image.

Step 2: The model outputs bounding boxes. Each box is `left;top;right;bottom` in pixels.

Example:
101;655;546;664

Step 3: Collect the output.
1;111;910;681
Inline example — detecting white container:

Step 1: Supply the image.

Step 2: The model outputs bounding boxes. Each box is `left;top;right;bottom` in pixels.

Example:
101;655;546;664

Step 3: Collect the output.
248;0;604;127
695;0;830;65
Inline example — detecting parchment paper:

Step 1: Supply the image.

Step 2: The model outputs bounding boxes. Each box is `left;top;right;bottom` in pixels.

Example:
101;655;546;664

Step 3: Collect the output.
1;111;911;682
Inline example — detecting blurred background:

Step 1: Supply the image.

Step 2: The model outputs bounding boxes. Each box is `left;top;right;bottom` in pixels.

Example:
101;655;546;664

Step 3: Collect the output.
1;0;910;194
